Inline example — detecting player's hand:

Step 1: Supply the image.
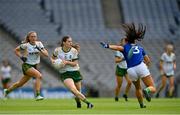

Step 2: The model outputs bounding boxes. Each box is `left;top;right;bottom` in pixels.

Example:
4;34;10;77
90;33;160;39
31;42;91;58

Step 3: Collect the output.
20;56;27;62
35;45;42;51
100;42;109;48
62;60;68;65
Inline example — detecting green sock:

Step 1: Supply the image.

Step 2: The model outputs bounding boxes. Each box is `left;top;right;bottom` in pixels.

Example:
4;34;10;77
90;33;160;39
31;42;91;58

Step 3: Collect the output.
82;99;90;104
75;97;80;103
139;101;144;105
6;89;10;94
36;91;40;96
145;87;151;93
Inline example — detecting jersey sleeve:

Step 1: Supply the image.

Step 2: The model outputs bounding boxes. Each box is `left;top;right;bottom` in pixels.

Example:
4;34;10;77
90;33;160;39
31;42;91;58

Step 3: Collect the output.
36;41;44;50
72;49;79;60
53;48;58;57
19;43;27;50
160;53;165;61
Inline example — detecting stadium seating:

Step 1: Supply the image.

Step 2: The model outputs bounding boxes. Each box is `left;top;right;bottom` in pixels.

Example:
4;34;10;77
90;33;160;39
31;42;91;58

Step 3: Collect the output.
0;0;59;47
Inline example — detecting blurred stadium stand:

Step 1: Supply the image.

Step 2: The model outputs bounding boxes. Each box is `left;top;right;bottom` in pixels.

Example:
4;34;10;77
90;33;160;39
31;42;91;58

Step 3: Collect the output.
0;0;179;97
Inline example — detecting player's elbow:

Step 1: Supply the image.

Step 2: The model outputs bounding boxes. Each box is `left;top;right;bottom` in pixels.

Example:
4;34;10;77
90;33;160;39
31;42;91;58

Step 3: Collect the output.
14;48;19;56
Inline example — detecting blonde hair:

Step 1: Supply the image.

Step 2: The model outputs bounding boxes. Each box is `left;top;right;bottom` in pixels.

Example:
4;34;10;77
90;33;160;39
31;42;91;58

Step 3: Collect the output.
166;44;174;53
21;31;37;43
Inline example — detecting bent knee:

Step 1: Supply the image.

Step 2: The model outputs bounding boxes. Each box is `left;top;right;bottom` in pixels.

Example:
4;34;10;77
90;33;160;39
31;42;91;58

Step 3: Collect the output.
35;73;42;79
39;74;42;79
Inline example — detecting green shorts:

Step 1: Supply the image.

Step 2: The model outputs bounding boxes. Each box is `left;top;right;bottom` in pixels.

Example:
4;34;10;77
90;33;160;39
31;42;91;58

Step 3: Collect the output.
22;63;37;75
60;71;83;83
115;66;127;77
1;78;11;84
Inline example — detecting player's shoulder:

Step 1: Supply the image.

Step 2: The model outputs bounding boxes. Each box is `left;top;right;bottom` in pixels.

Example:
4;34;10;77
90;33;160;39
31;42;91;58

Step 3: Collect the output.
71;47;78;53
19;42;28;48
162;52;167;56
55;47;62;52
123;43;129;47
35;41;43;45
123;43;130;49
20;42;28;45
134;43;143;49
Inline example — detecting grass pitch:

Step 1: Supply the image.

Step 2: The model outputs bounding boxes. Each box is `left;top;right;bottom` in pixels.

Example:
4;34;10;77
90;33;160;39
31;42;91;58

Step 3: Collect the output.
0;98;180;114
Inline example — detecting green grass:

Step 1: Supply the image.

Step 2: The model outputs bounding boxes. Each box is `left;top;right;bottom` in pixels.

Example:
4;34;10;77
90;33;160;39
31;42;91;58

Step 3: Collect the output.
0;98;180;114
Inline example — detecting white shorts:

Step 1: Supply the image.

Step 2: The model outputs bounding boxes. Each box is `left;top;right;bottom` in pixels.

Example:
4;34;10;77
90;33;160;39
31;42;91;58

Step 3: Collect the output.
127;62;150;81
164;69;174;76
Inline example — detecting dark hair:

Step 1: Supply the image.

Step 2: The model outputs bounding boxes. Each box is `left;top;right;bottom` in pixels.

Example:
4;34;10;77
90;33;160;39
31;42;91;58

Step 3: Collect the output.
119;38;126;46
60;36;71;47
2;59;10;66
122;23;146;43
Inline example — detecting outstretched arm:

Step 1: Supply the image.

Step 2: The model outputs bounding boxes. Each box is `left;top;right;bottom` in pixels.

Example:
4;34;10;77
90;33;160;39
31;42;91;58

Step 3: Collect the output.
100;42;124;51
109;45;124;51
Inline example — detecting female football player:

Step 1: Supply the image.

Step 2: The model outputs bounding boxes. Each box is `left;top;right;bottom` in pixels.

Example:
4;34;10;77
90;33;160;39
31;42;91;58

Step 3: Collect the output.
0;59;12;89
155;43;176;98
100;23;156;108
3;31;49;101
114;38;132;102
51;36;93;108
